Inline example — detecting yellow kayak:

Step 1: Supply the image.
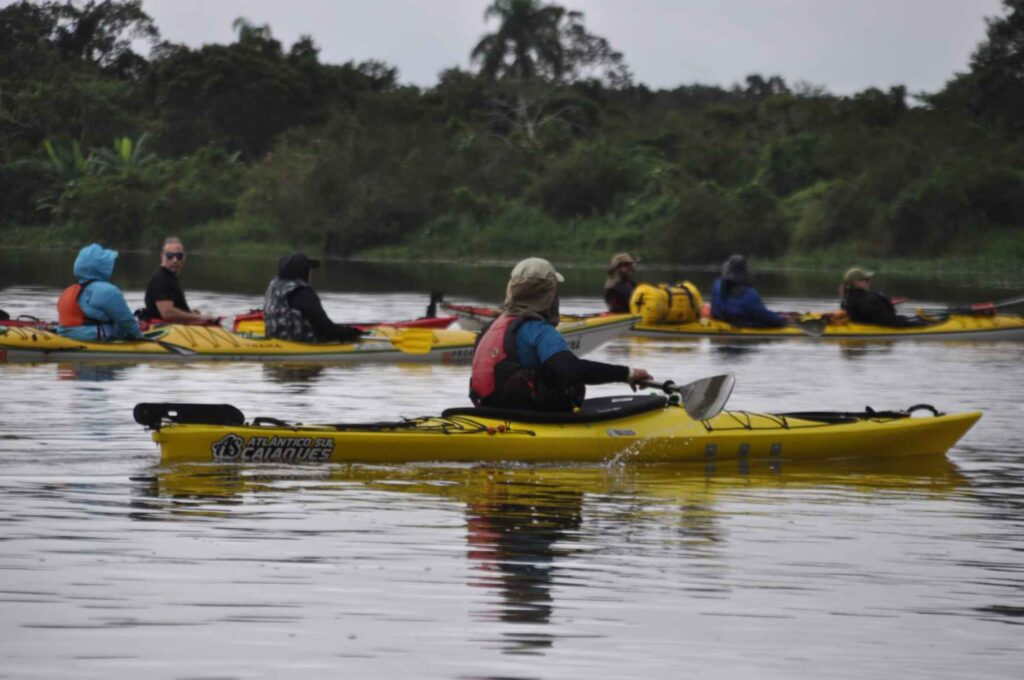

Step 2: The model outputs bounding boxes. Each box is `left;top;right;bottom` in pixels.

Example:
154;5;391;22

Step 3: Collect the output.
0;314;635;363
632;313;1024;340
135;396;980;466
444;301;1024;341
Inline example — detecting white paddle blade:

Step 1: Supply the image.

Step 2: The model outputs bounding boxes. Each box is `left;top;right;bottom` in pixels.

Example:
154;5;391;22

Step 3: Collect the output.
678;374;735;421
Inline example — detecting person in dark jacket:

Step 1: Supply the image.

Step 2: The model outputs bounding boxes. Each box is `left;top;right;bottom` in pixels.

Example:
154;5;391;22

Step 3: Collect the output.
603;252;638;313
710;255;788;328
840;268;927;327
141;237;218;324
470;258;652;411
263;254;365;343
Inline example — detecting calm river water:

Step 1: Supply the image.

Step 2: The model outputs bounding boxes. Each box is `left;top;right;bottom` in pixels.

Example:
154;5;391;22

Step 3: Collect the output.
1;251;1023;679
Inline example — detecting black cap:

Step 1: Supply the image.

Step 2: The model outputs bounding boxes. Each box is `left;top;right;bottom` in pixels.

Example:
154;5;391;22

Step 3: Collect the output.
278;253;321;281
721;254;749;283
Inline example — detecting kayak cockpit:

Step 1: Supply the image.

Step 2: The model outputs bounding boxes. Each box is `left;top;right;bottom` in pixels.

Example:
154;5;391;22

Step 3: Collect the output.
442;394;670;423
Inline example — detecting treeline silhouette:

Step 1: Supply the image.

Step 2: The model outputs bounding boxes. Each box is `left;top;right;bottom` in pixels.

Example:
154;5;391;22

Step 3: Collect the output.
2;0;1023;265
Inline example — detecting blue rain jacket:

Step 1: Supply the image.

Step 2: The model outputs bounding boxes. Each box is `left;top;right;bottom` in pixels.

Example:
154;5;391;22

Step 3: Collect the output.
710;279;787;328
57;244;142;341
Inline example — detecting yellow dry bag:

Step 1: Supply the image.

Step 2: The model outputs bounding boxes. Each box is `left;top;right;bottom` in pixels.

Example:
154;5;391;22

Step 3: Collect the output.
629;281;703;324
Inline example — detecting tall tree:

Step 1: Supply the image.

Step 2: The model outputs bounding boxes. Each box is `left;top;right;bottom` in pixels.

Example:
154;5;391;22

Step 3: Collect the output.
969;0;1024;128
930;0;1024;129
471;0;630;143
471;0;566;82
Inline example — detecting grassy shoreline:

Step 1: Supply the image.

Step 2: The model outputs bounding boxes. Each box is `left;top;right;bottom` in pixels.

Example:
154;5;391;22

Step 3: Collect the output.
3;223;1022;282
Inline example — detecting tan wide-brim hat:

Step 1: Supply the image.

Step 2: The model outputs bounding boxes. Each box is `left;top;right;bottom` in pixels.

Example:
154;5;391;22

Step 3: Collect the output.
510;257;564;283
843;267;874;284
607;252;637;272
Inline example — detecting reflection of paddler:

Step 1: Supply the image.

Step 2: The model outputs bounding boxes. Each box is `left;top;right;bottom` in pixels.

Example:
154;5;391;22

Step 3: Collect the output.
466;482;583;631
261;363;326;384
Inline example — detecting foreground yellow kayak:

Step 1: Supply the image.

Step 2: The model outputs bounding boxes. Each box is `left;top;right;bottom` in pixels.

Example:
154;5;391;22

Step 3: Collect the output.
135;395;980;466
633;313;1024;340
0;313;635;363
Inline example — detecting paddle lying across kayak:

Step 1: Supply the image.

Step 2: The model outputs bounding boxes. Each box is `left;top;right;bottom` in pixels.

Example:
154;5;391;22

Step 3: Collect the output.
0;313;636;363
134;376;980;466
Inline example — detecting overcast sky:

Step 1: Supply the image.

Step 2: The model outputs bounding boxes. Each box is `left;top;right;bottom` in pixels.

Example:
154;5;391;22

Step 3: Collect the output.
130;0;1005;95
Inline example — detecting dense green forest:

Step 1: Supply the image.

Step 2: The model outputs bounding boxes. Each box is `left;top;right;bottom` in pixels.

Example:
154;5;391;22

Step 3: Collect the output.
2;0;1024;267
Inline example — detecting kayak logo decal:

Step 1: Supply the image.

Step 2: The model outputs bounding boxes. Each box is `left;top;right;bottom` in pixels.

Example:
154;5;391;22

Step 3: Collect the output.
606;429;636;437
211;434;335;463
211;434;244;460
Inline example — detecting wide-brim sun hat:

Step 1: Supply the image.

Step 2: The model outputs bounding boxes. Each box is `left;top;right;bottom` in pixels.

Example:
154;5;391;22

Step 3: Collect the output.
510;257;564;283
844;267;874;284
607;252;637;272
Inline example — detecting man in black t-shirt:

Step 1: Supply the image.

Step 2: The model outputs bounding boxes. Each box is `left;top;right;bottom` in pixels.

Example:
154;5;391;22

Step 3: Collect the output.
142;238;217;323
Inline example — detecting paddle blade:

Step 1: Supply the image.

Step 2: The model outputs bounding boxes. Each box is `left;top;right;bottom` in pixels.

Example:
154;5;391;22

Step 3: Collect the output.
387;328;437;354
794;316;826;336
677;374;736;421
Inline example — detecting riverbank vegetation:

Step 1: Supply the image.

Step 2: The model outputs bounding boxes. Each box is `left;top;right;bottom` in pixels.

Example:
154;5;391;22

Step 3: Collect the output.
2;0;1024;271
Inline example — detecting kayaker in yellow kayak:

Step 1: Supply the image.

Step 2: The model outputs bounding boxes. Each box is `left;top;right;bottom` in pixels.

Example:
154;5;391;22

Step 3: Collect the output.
140;237;218;324
263;253;365;343
56;243;143;341
603;252;638;313
710;255;789;328
470;257;652;411
840;268;929;327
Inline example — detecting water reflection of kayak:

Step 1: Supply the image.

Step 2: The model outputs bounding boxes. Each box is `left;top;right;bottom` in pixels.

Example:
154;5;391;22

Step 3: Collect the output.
147;456;969;503
0;313;635;363
134;396;980;466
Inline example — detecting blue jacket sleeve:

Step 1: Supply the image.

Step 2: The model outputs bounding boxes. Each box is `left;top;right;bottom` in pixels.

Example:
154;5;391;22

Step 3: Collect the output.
81;282;142;339
741;288;787;327
515;321;570;368
710;279;725;319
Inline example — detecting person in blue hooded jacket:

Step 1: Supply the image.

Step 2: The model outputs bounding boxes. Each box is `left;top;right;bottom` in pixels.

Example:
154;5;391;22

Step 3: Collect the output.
710;254;788;328
56;243;142;341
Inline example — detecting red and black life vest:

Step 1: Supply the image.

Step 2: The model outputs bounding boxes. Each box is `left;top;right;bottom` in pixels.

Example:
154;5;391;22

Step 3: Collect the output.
469;315;582;410
470;315;533;407
56;280;98;327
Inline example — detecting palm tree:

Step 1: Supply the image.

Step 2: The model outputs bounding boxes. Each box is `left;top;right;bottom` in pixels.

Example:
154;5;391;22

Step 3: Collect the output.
471;0;566;82
90;132;156;176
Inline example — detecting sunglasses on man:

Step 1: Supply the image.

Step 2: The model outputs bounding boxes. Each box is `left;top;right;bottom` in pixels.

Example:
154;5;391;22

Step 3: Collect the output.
164;251;185;260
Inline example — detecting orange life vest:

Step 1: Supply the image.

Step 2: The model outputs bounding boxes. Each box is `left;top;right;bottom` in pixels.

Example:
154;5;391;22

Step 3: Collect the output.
56;281;96;327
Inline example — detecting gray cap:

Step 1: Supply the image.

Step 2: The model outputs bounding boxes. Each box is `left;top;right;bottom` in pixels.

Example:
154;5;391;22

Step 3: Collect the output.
510;257;564;283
